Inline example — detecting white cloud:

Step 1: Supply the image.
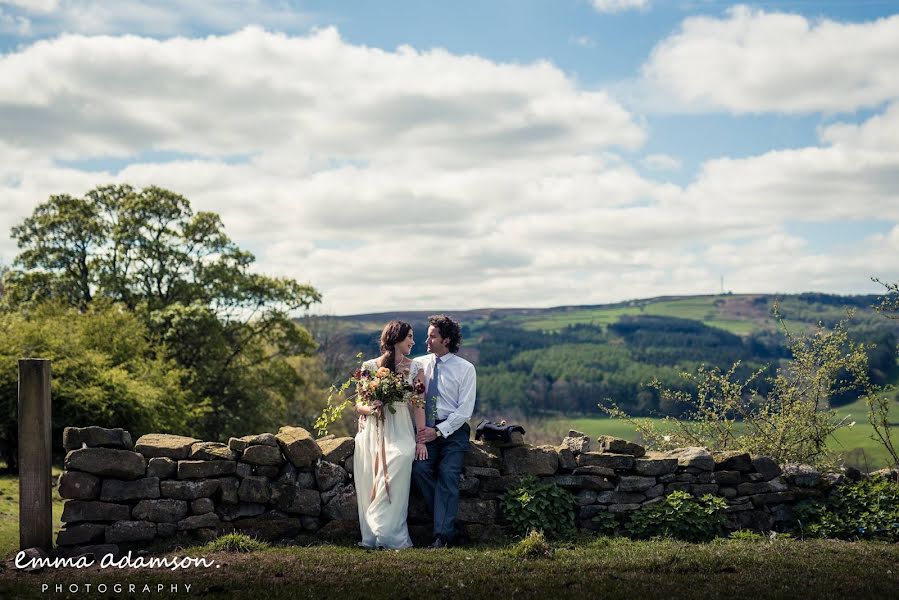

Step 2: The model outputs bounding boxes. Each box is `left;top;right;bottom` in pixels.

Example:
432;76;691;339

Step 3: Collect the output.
0;0;57;12
591;0;650;14
641;153;682;171
641;6;899;114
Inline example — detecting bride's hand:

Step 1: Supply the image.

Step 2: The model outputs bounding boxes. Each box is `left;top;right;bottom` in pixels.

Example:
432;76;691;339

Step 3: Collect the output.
415;442;428;461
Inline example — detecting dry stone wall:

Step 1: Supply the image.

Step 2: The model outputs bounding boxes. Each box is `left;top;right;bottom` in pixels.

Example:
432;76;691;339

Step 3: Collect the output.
54;426;845;557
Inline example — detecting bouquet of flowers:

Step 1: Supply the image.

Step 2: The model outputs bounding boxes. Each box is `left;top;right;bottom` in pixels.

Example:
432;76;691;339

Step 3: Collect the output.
315;353;425;436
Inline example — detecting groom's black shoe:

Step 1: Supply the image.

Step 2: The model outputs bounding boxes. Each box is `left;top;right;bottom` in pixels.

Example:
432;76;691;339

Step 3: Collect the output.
427;535;449;549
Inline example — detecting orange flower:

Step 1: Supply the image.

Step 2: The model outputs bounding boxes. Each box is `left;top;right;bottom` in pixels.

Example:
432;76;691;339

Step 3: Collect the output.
370;380;379;390
376;367;391;377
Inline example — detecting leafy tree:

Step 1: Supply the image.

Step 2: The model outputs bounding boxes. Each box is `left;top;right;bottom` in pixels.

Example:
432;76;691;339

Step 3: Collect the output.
0;300;197;471
3;184;323;444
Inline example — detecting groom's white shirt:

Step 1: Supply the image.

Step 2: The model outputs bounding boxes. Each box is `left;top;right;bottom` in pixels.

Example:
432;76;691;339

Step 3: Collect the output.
413;352;476;438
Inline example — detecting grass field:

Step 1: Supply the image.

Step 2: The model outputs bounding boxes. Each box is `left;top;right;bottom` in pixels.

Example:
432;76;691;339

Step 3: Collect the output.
2;536;898;600
546;396;899;469
513;295;767;335
0;467;65;559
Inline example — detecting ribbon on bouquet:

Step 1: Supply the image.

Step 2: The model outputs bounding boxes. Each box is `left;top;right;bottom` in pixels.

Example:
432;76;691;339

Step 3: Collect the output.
370;409;392;504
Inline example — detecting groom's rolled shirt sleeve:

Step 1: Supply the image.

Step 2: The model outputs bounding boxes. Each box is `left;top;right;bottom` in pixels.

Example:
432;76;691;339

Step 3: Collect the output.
436;364;476;438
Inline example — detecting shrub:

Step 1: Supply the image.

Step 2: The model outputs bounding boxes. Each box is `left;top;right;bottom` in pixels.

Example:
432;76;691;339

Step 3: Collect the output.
205;533;270;552
625;491;728;542
509;529;554;559
501;476;576;538
794;476;899;542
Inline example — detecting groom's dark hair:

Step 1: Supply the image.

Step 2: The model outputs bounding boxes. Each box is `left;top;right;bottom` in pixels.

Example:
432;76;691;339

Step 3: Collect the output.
428;314;461;353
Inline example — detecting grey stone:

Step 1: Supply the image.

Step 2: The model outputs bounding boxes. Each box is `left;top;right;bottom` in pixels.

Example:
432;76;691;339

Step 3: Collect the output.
735;510;774;531
713;451;754;472
596;491;645;504
719;487;738;499
191;498;215;514
238;476;271;503
57;471;101;500
502;445;559;476
315;461;348;491
465;466;501;478
157;523;177;538
296;471;316;489
322;484;358;521
714;470;742;486
575;490;598;505
242;445;284;466
634;457;679;476
177;460;237;479
235;463;254;478
557;446;578;471
100;477;160;501
61;501;130;523
771;504;794;523
561;435;591;455
276;463;298;483
737;482;774;496
229;433;279;453
16;547;49;572
134;434;199;460
725;500;754;513
658;473;677;483
276;426;322;468
271;482;321;516
301;516;321;532
132;499;189;523
65;448;146;480
665;482;692;493
56;523;107;546
782;464;820;487
617;476;657;492
751;456;782;481
217;503;267;522
663;447;714;471
459;474;480;495
554;475;614;491
597;435;645;457
607;503;641;513
55;544;120;562
147;457;177;479
218;477;240;504
317;437;355;465
189;442;237;461
457;498;497;524
105;521;156;543
573;465;616;478
478;475;525;496
233;510;303;541
160;479;219;500
577;452;634;471
690;484;720;496
675;473;697;482
644;484;665;499
63;426;132;450
464;441;502;469
749;492;795;507
178;513;222;530
255;466;280;479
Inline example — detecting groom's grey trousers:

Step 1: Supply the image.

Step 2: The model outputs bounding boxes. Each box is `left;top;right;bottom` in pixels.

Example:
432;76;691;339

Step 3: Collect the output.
411;420;470;541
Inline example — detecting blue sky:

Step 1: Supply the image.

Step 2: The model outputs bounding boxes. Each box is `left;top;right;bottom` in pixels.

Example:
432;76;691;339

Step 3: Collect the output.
1;0;898;314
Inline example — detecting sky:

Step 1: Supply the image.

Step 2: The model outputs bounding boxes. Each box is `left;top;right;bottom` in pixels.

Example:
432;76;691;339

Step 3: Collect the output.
1;0;898;315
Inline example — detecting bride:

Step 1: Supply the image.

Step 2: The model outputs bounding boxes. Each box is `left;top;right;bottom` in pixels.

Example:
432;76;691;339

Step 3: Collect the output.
353;320;427;549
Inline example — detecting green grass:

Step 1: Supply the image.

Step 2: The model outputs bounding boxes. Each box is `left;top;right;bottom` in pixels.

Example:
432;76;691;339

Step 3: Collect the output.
0;466;65;559
2;537;897;599
515;295;768;335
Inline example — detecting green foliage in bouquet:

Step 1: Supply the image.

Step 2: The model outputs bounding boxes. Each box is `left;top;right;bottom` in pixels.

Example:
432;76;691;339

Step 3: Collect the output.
624;491;728;542
794;476;899;542
501;476;576;538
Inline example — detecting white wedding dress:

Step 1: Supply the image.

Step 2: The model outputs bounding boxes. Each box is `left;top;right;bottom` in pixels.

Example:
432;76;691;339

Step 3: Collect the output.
353;358;418;549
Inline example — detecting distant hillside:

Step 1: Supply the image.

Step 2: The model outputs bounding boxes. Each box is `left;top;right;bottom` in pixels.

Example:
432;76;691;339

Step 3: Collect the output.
303;293;898;419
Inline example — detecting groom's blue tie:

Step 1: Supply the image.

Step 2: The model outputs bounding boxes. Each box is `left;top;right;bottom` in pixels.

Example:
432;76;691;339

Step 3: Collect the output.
425;356;441;428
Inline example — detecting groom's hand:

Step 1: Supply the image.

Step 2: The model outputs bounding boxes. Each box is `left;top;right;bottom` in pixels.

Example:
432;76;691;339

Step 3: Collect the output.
416;427;438;443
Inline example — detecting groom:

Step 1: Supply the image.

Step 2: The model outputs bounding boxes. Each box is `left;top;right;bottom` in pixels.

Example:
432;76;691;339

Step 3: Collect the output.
412;314;476;548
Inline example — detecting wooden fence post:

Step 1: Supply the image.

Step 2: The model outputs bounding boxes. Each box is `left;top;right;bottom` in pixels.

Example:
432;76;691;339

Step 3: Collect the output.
18;358;52;552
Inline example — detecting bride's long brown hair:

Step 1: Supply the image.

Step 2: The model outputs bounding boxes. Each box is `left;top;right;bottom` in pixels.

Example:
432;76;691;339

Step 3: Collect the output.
378;320;413;373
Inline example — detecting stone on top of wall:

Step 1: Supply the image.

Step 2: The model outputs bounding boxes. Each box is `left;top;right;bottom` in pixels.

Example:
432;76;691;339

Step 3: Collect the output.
63;426;133;451
135;434;200;460
65;447;146;480
276;426;322;467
